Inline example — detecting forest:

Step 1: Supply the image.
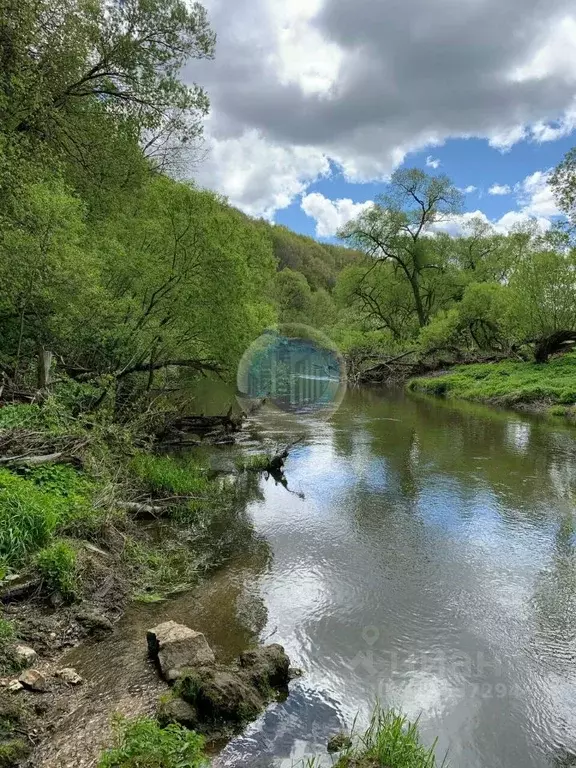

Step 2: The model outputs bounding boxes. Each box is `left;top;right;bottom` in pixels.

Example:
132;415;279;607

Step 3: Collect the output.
2;0;576;410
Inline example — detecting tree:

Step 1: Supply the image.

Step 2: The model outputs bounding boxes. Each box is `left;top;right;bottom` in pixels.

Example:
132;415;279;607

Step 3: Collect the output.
334;263;417;340
339;169;463;327
0;0;215;211
275;269;313;324
505;250;576;361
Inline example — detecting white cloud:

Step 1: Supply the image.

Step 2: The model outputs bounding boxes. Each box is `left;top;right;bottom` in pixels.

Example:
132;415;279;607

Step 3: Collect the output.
488;183;511;195
426;156;441;169
458;185;477;194
301;192;373;237
433;169;560;236
188;0;576;218
511;16;576;84
514;169;560;217
488;125;528;152
195;128;331;219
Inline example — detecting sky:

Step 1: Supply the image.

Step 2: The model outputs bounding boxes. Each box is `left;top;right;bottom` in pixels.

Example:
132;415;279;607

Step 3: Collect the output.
186;0;576;241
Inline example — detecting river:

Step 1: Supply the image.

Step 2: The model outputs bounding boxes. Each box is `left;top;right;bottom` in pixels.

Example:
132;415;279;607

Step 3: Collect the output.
43;386;576;768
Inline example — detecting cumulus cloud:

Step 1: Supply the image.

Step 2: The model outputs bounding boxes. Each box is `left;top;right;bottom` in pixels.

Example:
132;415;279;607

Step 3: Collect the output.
426;156;441;169
488;183;512;195
187;0;576;217
433;169;560;235
458;186;478;194
514;169;560;217
301;192;373;237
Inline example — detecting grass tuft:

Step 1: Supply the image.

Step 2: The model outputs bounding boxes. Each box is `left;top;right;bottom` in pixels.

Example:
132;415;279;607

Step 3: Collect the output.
130;454;210;497
97;715;207;768
35;540;79;602
333;705;444;768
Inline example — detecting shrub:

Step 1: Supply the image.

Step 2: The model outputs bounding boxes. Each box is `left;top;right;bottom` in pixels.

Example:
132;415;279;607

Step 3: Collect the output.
97;716;207;768
35;541;78;602
0;468;93;565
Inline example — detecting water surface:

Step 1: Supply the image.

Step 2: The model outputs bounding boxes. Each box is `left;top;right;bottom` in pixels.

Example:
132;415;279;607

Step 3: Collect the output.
219;387;576;768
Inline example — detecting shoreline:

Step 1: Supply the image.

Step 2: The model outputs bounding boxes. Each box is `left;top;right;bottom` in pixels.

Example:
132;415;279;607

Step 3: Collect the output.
407;354;576;423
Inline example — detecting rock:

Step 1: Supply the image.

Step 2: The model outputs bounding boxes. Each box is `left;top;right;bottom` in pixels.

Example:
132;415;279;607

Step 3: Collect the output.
239;644;291;692
75;609;113;637
13;645;37;668
178;665;263;725
7;680;23;693
288;667;304;680
327;732;352;753
57;668;83;685
18;669;48;692
327;732;353;754
158;696;198;728
147;621;215;682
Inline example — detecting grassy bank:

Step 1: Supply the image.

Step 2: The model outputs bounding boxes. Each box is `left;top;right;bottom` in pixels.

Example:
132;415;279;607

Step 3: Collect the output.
0;394;234;678
95;707;443;768
408;353;576;417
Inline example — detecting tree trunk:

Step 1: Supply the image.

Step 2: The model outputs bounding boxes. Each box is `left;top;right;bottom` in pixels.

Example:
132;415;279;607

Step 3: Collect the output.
409;274;427;327
37;349;53;390
534;331;576;363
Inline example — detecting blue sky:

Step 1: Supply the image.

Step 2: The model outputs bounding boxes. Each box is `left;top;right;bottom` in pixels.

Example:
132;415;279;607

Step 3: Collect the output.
274;135;575;240
190;0;576;242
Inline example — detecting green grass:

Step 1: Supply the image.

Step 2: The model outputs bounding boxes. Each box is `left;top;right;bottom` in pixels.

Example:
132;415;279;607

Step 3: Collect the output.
130;454;210;497
409;353;576;409
97;716;208;768
333;706;444;768
35;540;79;602
235;453;270;472
0;466;95;566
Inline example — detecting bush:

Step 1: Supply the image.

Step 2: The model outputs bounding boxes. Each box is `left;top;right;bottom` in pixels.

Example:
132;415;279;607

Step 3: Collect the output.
97;716;207;768
35;541;78;602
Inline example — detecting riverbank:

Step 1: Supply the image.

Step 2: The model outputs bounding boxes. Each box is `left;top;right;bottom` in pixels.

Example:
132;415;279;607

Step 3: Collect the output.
0;394;264;765
407;353;576;419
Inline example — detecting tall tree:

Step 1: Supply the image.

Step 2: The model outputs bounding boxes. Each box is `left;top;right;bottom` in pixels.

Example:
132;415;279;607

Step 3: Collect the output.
339;169;463;327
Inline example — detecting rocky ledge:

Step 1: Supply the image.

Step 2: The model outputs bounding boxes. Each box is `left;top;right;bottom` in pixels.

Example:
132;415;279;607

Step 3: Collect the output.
147;620;295;736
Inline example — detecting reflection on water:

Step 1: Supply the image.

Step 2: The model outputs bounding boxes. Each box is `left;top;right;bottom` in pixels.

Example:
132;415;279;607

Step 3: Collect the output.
216;387;576;768
37;385;576;768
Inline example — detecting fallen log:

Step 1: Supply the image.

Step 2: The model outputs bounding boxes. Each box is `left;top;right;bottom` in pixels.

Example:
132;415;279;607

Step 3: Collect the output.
0;452;69;467
117;501;165;517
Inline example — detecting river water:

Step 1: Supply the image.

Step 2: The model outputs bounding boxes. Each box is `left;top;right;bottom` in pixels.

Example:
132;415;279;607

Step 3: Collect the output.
217;387;576;768
43;386;576;768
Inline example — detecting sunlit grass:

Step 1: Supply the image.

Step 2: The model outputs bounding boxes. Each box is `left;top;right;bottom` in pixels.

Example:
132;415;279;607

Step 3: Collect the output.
409;353;576;407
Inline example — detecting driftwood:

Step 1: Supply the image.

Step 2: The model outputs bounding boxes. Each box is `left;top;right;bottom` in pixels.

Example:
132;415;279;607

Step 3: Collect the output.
159;407;244;445
0;452;65;467
117;501;165;516
266;437;305;476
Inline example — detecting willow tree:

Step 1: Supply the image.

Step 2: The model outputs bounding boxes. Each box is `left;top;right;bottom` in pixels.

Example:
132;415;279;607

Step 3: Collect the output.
339;169;463;328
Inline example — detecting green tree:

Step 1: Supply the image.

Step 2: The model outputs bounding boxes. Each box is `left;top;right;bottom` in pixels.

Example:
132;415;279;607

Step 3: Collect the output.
505;250;576;361
339;169;463;327
275;269;313;324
